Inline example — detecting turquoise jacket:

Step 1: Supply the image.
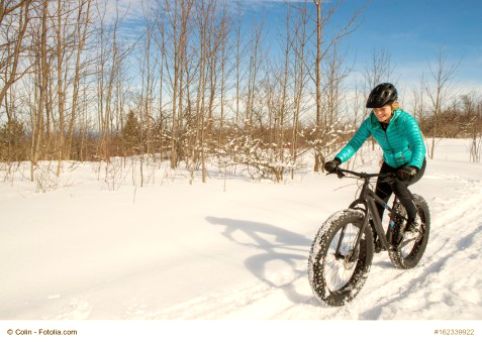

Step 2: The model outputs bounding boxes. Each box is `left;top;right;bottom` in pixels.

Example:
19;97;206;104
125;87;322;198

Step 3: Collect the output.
335;109;426;169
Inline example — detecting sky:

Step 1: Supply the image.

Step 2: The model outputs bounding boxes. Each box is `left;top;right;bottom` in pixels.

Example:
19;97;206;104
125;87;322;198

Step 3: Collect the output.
110;0;482;107
242;0;482;98
330;0;482;90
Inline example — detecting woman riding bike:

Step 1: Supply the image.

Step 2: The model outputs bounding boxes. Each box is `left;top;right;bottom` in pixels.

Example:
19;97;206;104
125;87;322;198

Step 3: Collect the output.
324;83;427;245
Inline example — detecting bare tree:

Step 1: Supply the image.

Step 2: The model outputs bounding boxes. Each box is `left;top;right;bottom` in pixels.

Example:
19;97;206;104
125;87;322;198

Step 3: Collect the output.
276;3;291;174
461;93;482;162
194;0;215;183
311;0;361;171
351;82;364;127
66;0;92;162
313;0;323;171
53;0;65;175
0;0;32;109
411;74;426;123
153;5;168;160
426;50;457;159
217;3;229;147
324;44;347;127
29;0;49;181
290;1;309;179
163;0;194;169
246;24;263;128
0;0;33;25
363;48;394;92
235;22;241;124
95;0;130;166
140;13;156;158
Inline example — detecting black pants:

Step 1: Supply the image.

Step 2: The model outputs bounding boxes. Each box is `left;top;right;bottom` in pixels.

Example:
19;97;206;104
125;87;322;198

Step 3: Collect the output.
375;159;426;225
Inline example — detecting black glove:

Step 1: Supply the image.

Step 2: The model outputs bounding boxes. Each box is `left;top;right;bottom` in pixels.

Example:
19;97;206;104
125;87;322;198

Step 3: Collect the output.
324;158;341;173
396;166;418;181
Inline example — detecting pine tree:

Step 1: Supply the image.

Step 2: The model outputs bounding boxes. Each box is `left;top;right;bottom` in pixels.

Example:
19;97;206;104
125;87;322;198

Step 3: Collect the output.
121;111;142;154
0;119;27;161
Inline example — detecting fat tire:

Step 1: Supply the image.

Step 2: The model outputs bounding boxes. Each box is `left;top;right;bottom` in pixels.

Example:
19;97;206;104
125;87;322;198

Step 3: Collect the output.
308;209;374;306
388;194;430;269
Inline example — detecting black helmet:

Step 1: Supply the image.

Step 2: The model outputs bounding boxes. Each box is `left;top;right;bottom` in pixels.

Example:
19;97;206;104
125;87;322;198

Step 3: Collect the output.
366;83;398;108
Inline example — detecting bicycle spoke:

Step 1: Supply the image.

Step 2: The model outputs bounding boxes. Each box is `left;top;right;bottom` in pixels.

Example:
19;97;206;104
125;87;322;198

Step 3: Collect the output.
324;223;361;291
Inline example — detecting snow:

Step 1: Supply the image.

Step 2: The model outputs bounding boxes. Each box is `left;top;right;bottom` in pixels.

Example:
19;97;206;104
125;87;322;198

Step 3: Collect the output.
0;139;482;321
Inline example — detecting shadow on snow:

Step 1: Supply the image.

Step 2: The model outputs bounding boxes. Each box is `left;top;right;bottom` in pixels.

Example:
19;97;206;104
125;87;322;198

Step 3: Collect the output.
206;216;317;305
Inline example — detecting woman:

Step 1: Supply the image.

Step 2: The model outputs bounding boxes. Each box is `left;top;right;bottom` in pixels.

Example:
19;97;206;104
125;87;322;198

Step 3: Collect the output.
324;83;427;245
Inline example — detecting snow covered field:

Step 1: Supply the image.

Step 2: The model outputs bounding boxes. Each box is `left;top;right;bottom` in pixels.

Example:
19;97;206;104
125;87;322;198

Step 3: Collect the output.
1;138;481;320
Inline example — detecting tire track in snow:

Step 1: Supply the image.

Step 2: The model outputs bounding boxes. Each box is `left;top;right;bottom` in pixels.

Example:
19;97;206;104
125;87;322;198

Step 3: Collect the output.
211;180;482;320
140;177;482;320
351;183;482;319
146;269;313;319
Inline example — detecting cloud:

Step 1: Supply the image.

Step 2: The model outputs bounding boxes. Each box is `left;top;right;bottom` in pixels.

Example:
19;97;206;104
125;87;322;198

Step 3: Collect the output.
98;0;146;24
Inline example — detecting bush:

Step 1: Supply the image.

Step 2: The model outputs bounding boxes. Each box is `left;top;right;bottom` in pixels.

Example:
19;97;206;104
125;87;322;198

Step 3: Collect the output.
0;119;27;161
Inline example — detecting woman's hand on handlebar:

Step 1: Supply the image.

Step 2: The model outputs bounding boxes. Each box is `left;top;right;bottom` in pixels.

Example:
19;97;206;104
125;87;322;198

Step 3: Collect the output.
324;158;341;173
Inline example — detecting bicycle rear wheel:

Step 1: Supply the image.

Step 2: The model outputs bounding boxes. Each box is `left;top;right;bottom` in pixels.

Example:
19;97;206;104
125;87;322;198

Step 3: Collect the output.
308;209;374;306
388;194;430;269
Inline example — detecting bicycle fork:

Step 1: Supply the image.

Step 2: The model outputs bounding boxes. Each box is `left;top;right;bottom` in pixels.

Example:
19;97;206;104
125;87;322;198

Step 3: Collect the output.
335;198;393;260
334;213;370;262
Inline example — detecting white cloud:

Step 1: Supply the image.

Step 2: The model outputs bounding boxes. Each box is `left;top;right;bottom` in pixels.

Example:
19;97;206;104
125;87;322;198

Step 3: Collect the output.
98;0;146;24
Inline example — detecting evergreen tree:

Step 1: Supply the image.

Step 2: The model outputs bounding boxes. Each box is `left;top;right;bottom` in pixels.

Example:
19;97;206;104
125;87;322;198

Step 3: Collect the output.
121;111;142;153
0;119;27;161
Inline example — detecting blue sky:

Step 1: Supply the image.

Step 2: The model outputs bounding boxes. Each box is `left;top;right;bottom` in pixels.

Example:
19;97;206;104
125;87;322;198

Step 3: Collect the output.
114;0;482;104
240;0;482;97
335;0;482;81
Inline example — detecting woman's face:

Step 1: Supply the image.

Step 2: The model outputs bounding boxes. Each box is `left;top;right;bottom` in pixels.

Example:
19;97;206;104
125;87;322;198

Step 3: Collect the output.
373;105;392;123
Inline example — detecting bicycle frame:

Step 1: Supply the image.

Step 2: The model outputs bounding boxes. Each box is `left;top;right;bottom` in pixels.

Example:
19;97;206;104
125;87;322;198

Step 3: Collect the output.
334;168;408;256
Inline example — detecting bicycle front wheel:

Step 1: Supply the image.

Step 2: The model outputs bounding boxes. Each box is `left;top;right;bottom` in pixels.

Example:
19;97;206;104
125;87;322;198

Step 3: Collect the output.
308;209;374;306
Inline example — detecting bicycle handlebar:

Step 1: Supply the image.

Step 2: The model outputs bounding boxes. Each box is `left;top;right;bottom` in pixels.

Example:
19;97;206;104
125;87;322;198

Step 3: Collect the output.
330;167;396;182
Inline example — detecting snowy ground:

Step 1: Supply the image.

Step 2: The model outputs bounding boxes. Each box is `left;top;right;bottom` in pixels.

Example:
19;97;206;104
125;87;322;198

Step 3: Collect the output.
1;138;481;320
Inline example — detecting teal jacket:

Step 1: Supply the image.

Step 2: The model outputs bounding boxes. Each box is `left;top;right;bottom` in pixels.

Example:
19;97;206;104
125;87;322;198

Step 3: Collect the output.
335;109;426;169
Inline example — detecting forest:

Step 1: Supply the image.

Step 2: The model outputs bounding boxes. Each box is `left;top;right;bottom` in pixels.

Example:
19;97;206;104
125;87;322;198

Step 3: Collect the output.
1;0;481;184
